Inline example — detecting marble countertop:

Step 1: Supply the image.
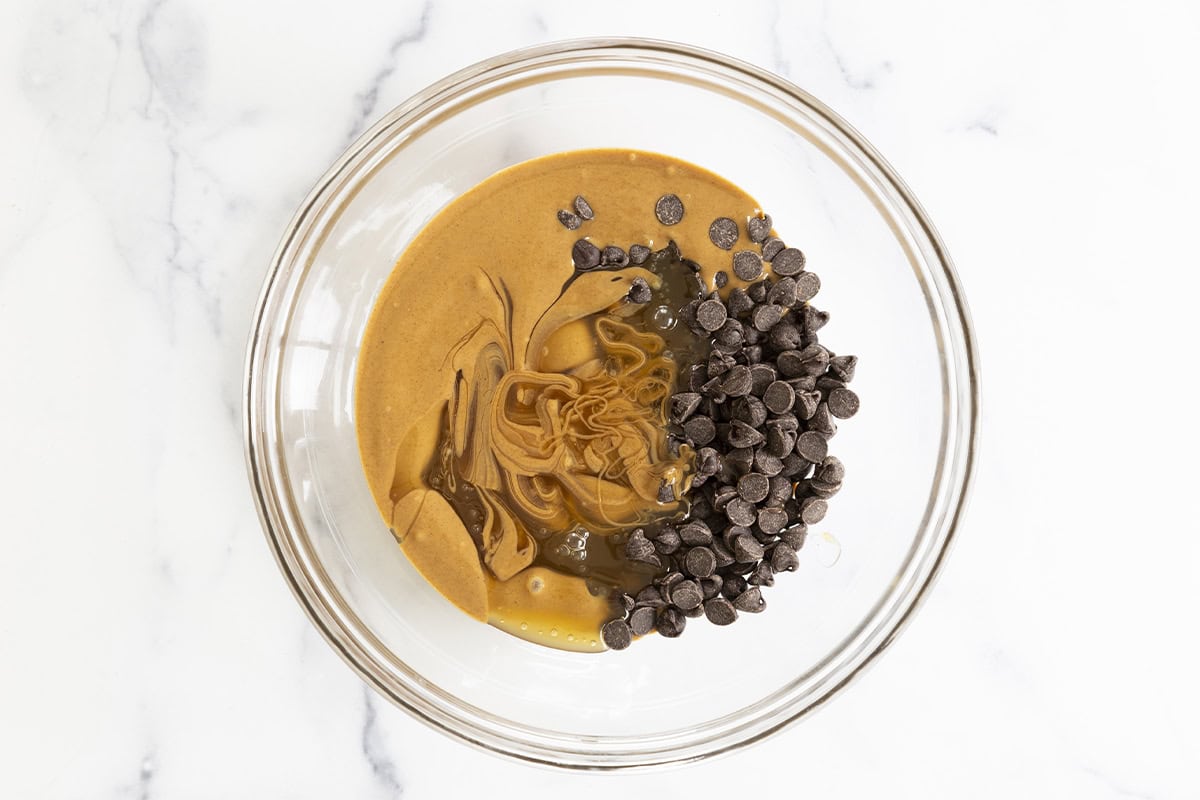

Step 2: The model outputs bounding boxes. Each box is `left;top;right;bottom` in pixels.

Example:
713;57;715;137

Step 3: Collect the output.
3;0;1198;796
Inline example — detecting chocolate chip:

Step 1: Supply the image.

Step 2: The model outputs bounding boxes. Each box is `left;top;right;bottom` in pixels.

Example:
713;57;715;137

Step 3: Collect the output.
737;472;770;503
619;592;636;612
711;539;736;568
776;350;805;378
778;525;808;551
726;498;758;527
656;606;686;637
635;585;664;607
683;415;716;446
655;193;685;225
733;250;764;281
670;579;703;611
629;606;656;636
574;195;594;220
653;527;681;554
670;392;702;423
762;237;785;261
731;396;768;427
809;402;837;435
807;478;842;499
724;447;754;476
796;431;828;463
772;247;806;276
721;574;748;600
709;217;739;250
828;354;857;383
795;390;821;420
828;387;860;418
727;420;765;449
657;481;676;503
696;299;728;332
695;447;722;478
733;587;765;613
763;381;795;414
601;619;632;650
715;318;744;347
704;597;738;626
795;271;821;302
802;305;830;336
684;547;717;578
797;344;830;376
768;322;803;351
732;532;765;562
767;276;798;308
727;288;753;316
753;449;783;477
748;560;775;586
700;574;723;599
818;456;845;484
800;496;828;525
751;303;784;332
748;364;777;395
602;245;629;267
572;239;601;269
624;529;660;566
765;425;795;458
679;521;714;546
747;214;772;243
628;276;652;304
629;244;651;264
767;475;794;506
557;209;582;230
757;506;788;535
721;365;753;397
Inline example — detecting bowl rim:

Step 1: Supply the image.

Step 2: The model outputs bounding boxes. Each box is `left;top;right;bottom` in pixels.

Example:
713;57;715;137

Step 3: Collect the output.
244;35;981;770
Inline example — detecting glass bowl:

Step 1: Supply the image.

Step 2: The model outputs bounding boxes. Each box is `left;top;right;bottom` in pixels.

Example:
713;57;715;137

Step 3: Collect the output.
243;38;979;769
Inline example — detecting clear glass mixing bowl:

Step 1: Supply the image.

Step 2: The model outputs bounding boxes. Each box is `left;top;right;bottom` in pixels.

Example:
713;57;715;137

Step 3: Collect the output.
244;38;979;769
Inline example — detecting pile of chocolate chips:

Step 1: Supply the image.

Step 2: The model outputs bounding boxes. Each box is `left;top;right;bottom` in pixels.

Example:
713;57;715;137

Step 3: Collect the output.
598;205;859;650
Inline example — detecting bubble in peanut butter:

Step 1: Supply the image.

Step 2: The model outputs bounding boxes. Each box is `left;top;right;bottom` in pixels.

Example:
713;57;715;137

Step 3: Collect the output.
528;576;544;594
650;304;676;331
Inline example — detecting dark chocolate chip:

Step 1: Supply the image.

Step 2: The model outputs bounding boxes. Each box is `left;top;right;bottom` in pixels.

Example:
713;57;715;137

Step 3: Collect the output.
635;585;665;607
757;506;788;535
796;431;829;463
828;354;857;383
629;244;651;265
721;365;753;397
602;245;629;267
809;402;837;435
657;481;676;503
726;498;758;527
700;574;723;600
624;529;661;567
574;195;594;220
727;420;765;448
766;423;796;458
795;390;821;420
696;299;728;332
772;247;806;276
768;322;803;351
722;574;748;599
732;532;765;562
795;271;821;301
762;237;785;261
737;472;770;504
767;276;798;308
655;193;685;225
683;415;716;446
747;214;772;243
704;597;738;626
684;547;717;579
748;560;775;587
653;527;681;554
733;587;765;613
711;539;736;568
572;239;601;269
628;276;652;304
763;381;795;414
732;250;763;281
601;619;632;650
751;303;784;332
708;217;739;250
731;395;768;428
724;447;754;476
753;449;783;477
656;606;686;637
679;521;714;546
802;305;830;336
749;363;778;395
800;496;828;525
629;606;656;636
670;392;702;424
828;387;860;419
714;270;729;289
818;456;845;484
778;525;808;551
727;288;754;316
767;475;794;506
670;579;703;611
557;209;582;230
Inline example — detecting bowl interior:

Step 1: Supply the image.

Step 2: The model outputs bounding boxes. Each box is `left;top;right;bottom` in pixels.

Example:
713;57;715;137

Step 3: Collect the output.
253;42;970;765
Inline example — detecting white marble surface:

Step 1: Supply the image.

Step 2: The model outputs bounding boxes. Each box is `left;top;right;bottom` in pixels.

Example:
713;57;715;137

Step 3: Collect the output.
2;0;1198;795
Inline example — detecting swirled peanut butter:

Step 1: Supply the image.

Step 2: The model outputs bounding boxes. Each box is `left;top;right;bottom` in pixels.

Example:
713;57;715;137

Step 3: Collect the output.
356;149;761;651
